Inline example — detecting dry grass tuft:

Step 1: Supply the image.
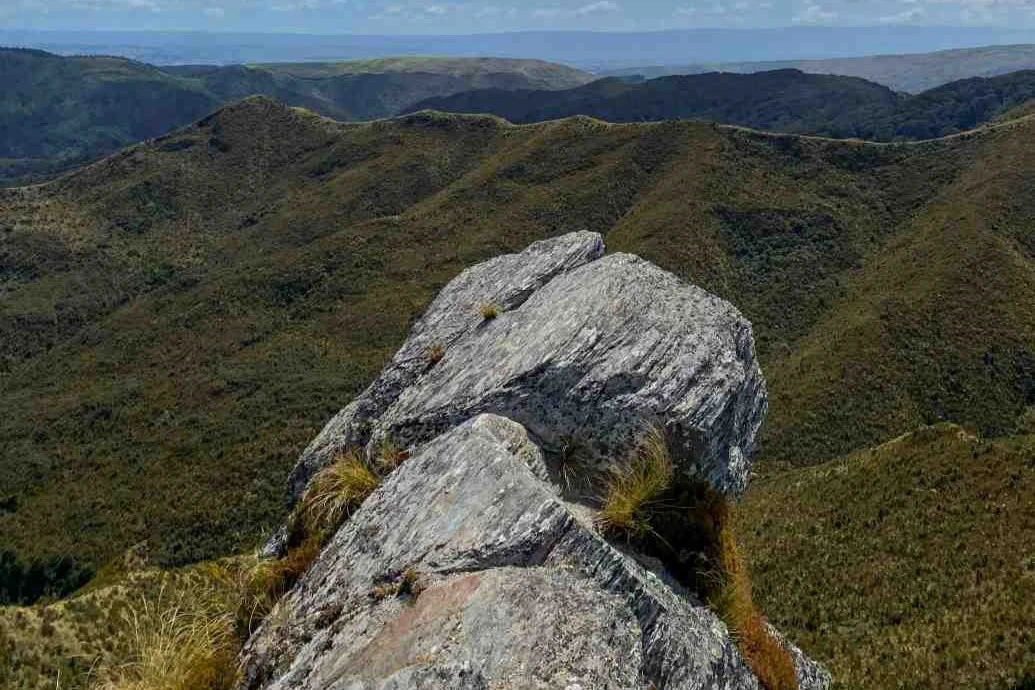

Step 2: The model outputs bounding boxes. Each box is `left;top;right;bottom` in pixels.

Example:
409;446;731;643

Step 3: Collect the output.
90;578;238;690
425;344;446;366
369;568;424;602
594;427;798;690
595;428;674;538
376;439;409;474
295;450;381;541
224;539;322;638
479;303;500;320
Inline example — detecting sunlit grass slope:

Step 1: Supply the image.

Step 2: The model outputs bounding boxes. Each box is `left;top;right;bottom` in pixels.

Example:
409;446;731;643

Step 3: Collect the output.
738;425;1035;690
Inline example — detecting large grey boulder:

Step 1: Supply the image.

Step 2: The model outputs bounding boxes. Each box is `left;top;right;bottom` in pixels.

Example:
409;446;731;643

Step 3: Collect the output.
288;231;765;501
240;415;829;690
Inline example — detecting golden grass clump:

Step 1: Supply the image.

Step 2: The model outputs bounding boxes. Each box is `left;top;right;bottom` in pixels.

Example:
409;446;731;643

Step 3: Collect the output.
295;449;381;540
90;578;238;690
594;427;798;690
425;344;446;366
376;439;410;474
228;538;322;637
479;303;500;320
595;427;674;538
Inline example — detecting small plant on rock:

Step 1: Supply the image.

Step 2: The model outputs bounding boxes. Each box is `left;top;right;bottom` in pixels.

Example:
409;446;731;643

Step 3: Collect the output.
425;344;446;367
296;449;381;541
595;427;674;539
376;439;409;473
479;303;500;320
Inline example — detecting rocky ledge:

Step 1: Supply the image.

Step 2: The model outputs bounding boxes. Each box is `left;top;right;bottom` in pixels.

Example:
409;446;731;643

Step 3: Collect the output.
245;232;828;690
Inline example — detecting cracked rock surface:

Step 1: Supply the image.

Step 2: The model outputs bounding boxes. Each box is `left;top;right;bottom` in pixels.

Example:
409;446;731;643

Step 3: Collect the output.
287;231;765;501
241;415;828;690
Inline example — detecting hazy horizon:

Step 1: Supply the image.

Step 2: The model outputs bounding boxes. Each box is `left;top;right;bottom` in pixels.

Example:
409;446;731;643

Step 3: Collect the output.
8;0;1035;35
7;25;1035;69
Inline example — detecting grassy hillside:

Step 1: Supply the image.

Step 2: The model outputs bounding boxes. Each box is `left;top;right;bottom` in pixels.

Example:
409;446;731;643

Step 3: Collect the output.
1;98;1033;688
738;425;1035;690
0;49;592;184
410;68;1035;140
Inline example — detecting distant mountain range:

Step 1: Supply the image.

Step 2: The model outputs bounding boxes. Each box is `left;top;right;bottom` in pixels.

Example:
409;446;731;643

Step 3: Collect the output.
0;48;590;183
409;68;1035;141
605;44;1035;93
6;27;1035;68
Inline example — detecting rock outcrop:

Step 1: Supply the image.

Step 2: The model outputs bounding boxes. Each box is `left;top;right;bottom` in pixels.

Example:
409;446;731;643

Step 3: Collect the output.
247;232;827;690
288;231;765;501
242;415;826;690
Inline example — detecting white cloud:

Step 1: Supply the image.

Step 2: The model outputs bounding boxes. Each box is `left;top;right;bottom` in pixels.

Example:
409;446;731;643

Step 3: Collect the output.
793;1;837;23
574;0;619;15
879;6;925;23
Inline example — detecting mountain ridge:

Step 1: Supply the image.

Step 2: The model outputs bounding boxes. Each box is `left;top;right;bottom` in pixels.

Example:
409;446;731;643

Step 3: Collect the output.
1;96;1033;690
0;48;591;184
408;67;1035;141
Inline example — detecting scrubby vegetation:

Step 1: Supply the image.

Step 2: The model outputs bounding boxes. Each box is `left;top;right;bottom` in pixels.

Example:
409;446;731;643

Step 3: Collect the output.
410;68;1035;141
0;48;589;184
2;98;1034;688
738;425;1035;690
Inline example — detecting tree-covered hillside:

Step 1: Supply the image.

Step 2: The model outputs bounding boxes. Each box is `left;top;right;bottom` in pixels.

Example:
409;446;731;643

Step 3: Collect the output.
0;48;591;184
411;68;1035;140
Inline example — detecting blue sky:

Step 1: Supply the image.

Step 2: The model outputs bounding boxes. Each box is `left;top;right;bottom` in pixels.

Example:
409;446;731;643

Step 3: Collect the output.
7;0;1035;33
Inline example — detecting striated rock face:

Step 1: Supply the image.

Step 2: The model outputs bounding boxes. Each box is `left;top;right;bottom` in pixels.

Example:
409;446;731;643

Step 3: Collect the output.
288;231;765;501
247;232;828;690
241;415;828;690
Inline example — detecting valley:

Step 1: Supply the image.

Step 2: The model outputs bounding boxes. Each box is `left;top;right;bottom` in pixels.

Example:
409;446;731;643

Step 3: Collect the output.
1;96;1033;689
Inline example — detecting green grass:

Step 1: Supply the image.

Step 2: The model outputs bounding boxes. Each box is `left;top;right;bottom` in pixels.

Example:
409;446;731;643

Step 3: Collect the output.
738;425;1035;690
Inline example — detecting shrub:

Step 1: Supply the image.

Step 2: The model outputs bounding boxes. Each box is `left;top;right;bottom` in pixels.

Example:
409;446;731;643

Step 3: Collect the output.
479;303;500;320
595;428;674;538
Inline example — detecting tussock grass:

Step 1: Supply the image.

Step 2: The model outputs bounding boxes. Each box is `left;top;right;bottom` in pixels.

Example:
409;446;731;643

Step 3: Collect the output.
425;344;446;367
293;450;381;543
375;440;409;474
595;428;674;538
595;428;798;690
90;577;237;690
239;447;389;636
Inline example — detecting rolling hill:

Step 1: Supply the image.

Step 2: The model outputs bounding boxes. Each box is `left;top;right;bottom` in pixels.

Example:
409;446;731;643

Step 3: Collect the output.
607;43;1035;93
409;68;1035;140
0;48;591;184
0;98;1033;688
